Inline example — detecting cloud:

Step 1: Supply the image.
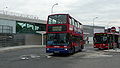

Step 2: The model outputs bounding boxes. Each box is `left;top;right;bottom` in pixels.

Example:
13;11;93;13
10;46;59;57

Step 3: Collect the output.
0;0;120;26
63;0;120;26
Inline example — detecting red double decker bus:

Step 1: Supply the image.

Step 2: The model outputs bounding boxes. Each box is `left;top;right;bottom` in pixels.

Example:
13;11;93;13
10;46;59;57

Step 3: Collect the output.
46;14;85;54
93;33;120;49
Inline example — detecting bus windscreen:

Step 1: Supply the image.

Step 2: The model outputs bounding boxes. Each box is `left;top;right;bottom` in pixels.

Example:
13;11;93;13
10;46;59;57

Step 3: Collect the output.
94;34;108;44
48;15;67;24
47;33;69;46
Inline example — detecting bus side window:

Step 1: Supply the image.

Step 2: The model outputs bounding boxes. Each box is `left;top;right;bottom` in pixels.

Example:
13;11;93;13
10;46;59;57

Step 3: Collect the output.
75;21;77;27
72;18;75;26
77;22;79;28
78;22;79;28
69;17;72;25
48;18;52;24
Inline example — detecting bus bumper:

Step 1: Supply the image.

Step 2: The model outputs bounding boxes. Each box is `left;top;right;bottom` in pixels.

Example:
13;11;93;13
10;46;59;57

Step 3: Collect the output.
46;48;70;53
94;44;109;48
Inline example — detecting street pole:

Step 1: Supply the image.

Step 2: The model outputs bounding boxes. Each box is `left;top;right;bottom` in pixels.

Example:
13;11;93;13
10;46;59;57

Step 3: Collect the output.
118;27;120;48
93;17;98;34
3;0;8;10
51;3;58;14
41;32;46;46
107;22;111;50
119;27;120;34
93;17;98;45
36;31;46;46
41;33;44;46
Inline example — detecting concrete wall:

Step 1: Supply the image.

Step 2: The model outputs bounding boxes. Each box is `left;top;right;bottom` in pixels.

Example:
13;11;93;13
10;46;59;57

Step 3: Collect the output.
14;34;25;45
25;34;42;45
14;34;43;45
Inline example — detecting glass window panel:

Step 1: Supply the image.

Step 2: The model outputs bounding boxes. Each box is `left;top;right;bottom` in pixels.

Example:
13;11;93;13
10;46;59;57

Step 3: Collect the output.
47;33;69;45
69;17;72;25
75;21;77;27
72;18;75;26
48;15;67;24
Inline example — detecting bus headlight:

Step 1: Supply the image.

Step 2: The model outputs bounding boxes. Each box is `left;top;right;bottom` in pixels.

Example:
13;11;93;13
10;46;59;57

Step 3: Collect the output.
65;48;68;50
47;48;49;50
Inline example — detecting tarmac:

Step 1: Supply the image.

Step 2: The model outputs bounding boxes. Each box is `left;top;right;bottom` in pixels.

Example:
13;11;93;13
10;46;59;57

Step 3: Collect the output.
0;45;45;53
0;45;120;53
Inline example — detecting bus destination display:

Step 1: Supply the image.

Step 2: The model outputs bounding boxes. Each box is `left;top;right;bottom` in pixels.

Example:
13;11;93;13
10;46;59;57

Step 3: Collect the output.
52;26;62;31
48;25;67;32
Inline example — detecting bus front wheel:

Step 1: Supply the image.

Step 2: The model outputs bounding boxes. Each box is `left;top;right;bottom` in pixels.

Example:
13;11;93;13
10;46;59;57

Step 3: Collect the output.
71;47;75;54
81;45;84;49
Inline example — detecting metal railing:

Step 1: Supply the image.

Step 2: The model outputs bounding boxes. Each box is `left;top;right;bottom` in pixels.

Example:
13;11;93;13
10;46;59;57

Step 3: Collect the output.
0;10;39;20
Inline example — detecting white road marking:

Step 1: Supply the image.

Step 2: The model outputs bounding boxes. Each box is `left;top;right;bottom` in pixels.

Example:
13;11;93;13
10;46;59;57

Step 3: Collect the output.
46;55;52;59
104;49;120;53
82;53;113;58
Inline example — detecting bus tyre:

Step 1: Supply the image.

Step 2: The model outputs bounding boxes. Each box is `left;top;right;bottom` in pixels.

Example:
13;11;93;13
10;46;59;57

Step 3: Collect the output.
98;48;103;50
79;48;82;52
53;53;59;55
81;45;84;49
71;47;75;54
78;45;82;52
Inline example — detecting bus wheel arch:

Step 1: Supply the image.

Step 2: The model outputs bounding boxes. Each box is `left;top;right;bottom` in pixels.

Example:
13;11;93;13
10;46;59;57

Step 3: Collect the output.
81;45;84;49
70;46;75;54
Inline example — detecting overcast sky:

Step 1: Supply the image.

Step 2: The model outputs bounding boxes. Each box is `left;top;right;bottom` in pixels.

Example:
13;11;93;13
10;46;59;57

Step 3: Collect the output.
0;0;120;28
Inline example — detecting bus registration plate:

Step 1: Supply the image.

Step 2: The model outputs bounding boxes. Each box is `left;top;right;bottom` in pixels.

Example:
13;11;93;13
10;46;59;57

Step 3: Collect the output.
54;51;59;53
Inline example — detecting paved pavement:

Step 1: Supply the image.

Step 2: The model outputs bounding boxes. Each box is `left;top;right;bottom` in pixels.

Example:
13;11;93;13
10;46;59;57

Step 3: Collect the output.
0;45;45;52
104;48;120;53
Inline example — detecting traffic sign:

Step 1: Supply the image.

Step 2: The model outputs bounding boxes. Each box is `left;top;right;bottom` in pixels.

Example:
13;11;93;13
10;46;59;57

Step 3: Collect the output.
111;27;116;32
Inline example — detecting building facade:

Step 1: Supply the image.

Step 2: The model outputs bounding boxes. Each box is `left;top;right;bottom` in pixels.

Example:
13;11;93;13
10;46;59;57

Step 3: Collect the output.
0;10;46;47
83;25;105;44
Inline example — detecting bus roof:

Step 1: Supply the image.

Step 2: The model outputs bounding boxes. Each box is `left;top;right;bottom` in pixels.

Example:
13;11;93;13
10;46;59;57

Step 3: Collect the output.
48;14;69;16
95;33;120;35
48;13;82;25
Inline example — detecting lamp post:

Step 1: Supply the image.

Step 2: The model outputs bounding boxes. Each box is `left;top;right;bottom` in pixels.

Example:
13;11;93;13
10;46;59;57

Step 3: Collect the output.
51;3;58;14
119;27;120;34
106;22;112;33
3;0;8;10
93;17;98;34
92;17;98;45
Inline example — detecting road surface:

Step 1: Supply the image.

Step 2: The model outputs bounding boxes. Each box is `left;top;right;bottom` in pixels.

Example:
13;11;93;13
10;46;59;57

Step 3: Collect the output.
0;44;120;68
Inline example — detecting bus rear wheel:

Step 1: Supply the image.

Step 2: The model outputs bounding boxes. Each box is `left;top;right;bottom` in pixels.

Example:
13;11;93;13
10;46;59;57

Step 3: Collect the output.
78;45;82;52
98;48;104;50
81;45;84;49
71;47;75;54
